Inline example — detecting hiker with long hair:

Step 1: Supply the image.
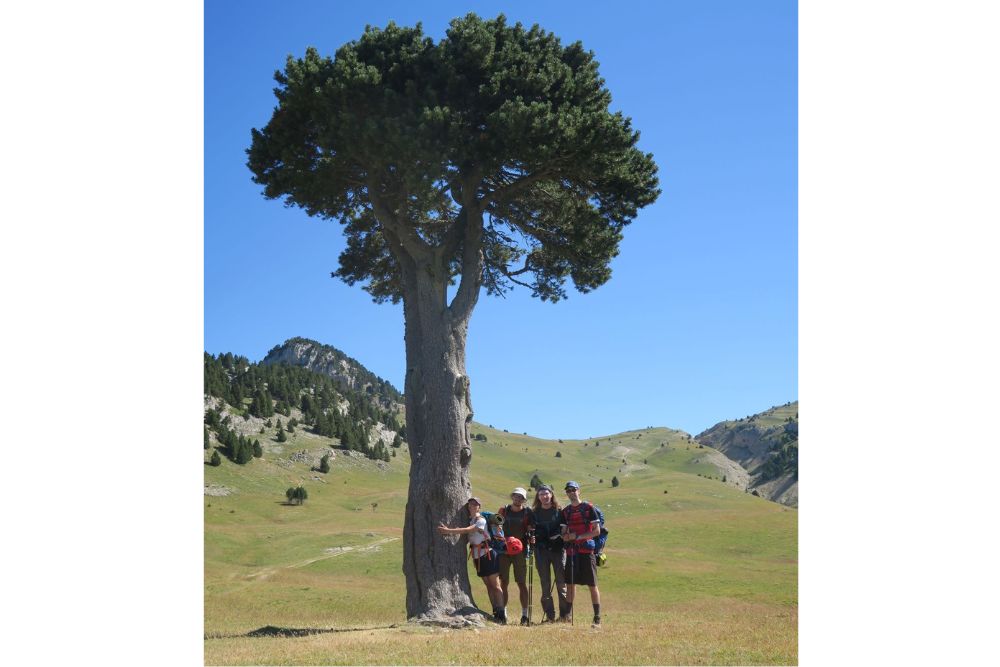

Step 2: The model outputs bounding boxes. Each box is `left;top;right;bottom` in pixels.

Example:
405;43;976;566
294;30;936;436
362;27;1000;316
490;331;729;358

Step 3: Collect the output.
497;487;535;625
561;480;603;627
531;484;571;622
437;496;508;623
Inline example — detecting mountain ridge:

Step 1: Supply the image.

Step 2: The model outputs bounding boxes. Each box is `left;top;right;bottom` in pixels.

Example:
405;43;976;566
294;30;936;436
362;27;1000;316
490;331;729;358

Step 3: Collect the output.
695;401;798;507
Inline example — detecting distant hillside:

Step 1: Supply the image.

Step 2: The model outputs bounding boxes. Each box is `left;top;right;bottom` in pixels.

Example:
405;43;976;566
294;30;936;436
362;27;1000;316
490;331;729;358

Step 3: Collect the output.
695;401;798;507
262;337;402;407
204;346;404;465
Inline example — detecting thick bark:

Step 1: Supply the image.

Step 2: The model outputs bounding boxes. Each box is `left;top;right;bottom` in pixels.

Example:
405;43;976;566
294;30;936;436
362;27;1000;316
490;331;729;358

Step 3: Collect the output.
398;206;485;624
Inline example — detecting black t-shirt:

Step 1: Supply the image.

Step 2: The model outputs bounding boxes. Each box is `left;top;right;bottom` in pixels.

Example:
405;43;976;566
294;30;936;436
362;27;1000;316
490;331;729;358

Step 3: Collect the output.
501;505;533;540
532;506;564;550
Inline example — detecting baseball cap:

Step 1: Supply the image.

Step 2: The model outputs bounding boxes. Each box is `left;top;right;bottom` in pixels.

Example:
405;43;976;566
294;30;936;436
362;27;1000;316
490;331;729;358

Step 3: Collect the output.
564;480;580;490
511;487;527;499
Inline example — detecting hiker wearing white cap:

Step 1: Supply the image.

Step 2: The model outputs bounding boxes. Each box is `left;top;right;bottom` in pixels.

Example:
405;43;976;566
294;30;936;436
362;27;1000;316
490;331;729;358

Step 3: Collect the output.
497;486;535;625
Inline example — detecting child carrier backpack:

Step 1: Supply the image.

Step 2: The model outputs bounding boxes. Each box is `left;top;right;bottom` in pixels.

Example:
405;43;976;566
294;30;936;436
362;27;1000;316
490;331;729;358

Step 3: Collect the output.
479;510;508;553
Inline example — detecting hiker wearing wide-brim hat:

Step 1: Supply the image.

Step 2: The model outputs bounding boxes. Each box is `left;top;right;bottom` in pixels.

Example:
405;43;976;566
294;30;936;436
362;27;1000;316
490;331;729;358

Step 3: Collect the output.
497;487;535;625
561;481;603;627
531;484;571;622
437;496;507;623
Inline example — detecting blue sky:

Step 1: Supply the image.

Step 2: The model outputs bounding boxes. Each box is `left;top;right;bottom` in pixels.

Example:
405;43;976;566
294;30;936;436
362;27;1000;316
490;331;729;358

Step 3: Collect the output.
205;0;797;438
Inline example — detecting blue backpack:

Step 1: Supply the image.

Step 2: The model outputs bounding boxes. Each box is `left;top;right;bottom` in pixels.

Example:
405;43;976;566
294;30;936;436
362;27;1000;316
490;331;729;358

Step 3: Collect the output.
592;504;609;555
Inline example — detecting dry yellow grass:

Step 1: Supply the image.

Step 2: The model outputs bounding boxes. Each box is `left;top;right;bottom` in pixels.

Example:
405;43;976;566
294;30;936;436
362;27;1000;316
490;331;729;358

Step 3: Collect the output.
205;600;796;665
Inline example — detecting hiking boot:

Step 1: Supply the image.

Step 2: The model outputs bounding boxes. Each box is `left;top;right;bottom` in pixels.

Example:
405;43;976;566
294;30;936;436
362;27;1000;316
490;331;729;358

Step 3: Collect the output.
497;609;508;625
520;615;530;626
540;615;555;624
592;615;601;629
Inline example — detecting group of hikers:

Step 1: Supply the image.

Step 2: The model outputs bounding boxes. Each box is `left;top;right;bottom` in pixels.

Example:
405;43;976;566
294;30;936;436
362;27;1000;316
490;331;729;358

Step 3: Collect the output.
437;480;604;628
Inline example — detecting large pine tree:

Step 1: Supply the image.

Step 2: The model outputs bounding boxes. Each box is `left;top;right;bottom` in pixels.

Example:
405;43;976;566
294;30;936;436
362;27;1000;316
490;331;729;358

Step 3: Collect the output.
248;14;658;623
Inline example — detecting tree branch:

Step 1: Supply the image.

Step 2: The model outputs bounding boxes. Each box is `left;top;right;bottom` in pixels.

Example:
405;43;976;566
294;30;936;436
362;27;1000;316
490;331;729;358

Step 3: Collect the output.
495;262;534;289
449;182;485;322
366;176;431;261
481;169;549;212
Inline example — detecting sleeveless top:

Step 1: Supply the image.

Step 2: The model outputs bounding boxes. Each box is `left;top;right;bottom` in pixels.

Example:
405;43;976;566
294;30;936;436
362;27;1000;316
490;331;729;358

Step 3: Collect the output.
468;515;490;558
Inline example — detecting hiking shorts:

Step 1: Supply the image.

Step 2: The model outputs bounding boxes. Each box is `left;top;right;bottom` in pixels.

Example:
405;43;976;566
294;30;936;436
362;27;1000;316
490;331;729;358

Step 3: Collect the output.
473;549;501;578
564;552;598;587
499;552;527;585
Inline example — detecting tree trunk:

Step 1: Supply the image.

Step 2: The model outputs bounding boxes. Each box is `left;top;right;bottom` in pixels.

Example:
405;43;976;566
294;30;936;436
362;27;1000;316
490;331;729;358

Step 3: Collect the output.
400;269;482;625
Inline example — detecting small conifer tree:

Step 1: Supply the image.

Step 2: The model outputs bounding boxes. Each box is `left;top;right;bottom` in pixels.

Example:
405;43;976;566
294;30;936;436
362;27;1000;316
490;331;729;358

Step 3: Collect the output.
253;440;263;458
611;476;620;488
210;450;221;466
276;428;287;443
319;453;330;473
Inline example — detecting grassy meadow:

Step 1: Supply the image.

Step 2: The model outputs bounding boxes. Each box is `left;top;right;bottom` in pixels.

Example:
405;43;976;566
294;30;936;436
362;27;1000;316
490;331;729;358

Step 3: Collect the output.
204;420;797;665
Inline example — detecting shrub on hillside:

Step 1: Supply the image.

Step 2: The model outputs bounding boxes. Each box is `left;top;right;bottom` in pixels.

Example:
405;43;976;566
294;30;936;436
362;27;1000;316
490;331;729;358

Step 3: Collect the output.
611;476;620;488
210;451;221;466
286;486;308;505
555;451;562;458
319;453;330;473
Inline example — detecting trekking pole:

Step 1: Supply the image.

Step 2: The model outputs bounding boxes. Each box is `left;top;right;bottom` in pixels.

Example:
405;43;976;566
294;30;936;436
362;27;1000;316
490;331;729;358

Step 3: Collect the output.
527;543;533;625
570;548;575;626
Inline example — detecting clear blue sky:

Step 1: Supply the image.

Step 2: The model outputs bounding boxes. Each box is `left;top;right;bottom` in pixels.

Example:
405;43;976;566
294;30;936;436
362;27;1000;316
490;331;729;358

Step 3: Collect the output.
205;0;797;438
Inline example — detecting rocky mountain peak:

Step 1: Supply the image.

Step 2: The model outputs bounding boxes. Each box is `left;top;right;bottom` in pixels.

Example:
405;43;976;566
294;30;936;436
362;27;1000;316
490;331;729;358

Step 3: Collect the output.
261;337;402;403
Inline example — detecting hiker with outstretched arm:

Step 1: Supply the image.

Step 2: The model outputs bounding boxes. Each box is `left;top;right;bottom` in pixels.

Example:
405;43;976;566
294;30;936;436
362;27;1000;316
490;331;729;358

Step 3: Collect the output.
437;496;508;623
561;480;603;627
531;484;571;622
497;487;535;625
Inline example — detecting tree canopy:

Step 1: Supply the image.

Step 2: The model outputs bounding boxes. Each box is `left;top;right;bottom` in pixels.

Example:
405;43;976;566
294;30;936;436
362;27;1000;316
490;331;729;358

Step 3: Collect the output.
248;13;659;304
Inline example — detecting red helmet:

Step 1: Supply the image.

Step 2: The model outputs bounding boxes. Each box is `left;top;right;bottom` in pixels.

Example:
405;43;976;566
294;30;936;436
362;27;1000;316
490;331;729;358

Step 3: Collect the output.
505;536;524;555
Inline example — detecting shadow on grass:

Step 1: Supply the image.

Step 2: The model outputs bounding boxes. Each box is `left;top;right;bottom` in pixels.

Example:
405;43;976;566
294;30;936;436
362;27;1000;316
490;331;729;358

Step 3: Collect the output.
206;624;399;640
206;609;491;640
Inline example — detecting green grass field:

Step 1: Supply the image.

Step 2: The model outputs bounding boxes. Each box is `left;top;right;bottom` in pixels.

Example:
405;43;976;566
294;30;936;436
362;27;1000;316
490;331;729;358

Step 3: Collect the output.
204;420;797;665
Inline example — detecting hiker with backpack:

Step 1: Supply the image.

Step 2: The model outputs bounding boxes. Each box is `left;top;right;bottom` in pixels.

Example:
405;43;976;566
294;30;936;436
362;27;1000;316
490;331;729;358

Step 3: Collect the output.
531;484;571;623
437;496;508;623
561;481;603;627
497;487;535;625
